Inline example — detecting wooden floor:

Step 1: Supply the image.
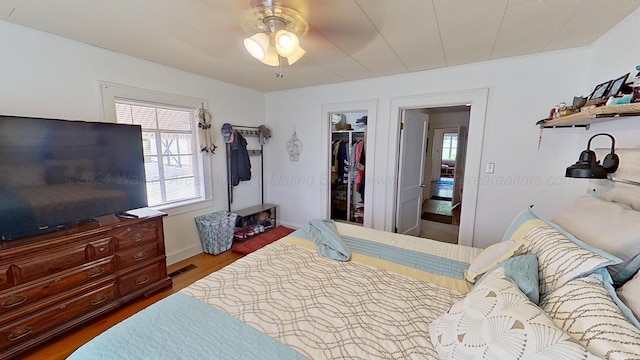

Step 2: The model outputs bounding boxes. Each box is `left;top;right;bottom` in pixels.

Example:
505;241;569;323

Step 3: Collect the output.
19;249;244;360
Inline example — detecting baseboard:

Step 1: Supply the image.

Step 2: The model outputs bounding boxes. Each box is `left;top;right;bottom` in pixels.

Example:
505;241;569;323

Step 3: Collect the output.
166;244;203;266
277;221;301;229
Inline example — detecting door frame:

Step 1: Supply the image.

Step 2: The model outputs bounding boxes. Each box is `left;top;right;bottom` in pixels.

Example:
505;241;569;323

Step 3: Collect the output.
387;89;488;247
321;100;378;228
395;109;429;235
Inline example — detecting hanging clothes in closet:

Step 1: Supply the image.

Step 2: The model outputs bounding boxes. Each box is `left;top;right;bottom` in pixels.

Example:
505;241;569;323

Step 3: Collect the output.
332;139;350;185
330;128;365;224
354;140;365;198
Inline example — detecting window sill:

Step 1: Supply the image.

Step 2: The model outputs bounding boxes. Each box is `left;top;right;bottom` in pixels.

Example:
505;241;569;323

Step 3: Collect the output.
153;198;214;217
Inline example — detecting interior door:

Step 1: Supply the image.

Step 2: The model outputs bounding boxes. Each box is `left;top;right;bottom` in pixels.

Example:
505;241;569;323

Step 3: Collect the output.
395;110;429;235
452;126;468;206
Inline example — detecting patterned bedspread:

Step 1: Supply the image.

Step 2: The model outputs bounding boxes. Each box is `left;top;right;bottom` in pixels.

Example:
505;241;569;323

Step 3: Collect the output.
181;223;481;359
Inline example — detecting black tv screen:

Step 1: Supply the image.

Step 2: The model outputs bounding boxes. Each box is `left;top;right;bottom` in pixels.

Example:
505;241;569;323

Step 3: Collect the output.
0;115;148;240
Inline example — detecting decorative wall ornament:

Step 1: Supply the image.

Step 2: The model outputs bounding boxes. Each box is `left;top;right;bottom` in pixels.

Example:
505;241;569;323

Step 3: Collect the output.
197;104;217;154
286;126;302;161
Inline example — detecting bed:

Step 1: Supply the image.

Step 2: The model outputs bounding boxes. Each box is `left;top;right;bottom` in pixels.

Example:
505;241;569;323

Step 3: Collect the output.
68;150;640;360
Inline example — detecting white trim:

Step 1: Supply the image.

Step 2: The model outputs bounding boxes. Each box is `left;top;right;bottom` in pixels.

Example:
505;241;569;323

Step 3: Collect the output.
387;89;489;247
157;198;214;216
166;244;203;266
100;82;207;123
320;100;378;228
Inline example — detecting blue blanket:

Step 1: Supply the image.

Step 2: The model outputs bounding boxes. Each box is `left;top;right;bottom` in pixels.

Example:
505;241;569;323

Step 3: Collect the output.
67;293;306;360
303;219;351;261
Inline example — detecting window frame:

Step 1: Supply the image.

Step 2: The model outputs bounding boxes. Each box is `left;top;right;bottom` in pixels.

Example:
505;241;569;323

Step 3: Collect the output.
101;82;212;215
441;132;458;162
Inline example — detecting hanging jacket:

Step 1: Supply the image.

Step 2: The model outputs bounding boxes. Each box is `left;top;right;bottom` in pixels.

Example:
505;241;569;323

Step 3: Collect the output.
231;132;251;186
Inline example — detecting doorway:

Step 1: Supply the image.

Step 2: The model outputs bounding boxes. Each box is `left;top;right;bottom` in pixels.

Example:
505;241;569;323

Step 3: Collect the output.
320;100;377;229
329;111;367;225
420;107;470;244
394;103;474;245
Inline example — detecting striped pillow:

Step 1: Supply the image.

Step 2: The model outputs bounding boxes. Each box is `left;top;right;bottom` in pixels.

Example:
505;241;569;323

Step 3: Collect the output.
522;225;620;298
541;273;640;359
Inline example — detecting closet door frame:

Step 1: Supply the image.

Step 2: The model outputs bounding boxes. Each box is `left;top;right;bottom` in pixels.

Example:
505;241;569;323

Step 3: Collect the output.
321;100;377;228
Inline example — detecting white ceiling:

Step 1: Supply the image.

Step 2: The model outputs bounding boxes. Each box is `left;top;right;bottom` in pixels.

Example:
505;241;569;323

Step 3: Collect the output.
2;0;640;92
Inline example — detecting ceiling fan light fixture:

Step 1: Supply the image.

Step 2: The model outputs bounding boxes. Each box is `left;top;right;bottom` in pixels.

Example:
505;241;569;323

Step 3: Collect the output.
275;29;299;57
241;2;308;70
261;44;280;66
286;46;306;65
243;32;269;60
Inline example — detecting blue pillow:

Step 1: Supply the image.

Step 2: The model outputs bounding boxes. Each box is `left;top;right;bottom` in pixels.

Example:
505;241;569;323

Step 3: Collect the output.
475;254;540;304
502;207;537;241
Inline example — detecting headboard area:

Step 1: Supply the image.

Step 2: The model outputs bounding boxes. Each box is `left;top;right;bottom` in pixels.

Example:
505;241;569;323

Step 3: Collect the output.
591;148;640;210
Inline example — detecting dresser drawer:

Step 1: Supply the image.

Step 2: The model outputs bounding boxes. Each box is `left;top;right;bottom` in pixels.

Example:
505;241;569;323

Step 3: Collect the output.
86;237;115;260
110;221;159;250
0;257;115;318
118;261;166;296
0;282;116;351
0;266;11;292
12;243;90;284
116;242;160;270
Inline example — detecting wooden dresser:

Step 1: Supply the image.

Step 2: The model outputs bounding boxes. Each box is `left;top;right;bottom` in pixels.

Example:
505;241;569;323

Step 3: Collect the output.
0;213;172;359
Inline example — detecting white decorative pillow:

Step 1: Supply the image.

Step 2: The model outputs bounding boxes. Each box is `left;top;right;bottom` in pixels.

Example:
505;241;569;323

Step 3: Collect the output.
430;268;598;360
541;272;640;359
464;240;526;283
617;270;640;321
552;195;640;285
522;225;621;298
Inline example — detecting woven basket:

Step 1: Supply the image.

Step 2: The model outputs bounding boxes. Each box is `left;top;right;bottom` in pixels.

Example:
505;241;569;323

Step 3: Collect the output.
194;211;238;255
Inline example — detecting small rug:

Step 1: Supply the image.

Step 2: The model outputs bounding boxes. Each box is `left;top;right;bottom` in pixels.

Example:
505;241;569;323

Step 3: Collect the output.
436;178;454;185
232;226;295;255
422;212;453;224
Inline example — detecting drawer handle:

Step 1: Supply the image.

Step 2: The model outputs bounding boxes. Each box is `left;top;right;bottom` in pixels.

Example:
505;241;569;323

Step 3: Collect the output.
8;325;33;341
2;294;28;309
87;266;105;278
135;275;150;285
133;251;148;262
90;293;110;306
131;232;145;243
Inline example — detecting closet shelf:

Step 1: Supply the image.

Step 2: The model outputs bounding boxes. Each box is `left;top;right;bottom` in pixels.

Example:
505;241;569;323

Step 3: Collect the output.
332;129;365;133
537;103;640;129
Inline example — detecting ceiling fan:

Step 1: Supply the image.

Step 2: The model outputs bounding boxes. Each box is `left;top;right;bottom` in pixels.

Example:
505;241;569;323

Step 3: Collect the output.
241;0;309;68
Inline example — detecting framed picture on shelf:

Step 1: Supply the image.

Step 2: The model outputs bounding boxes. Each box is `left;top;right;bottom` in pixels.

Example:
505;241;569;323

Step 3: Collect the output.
605;73;630;98
589;80;613;100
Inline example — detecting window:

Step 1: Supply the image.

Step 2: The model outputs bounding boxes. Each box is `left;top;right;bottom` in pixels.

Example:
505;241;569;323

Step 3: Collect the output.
442;133;458;161
114;100;202;207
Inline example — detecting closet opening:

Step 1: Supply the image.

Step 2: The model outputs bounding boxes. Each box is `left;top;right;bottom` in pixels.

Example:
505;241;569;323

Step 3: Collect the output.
329;111;367;225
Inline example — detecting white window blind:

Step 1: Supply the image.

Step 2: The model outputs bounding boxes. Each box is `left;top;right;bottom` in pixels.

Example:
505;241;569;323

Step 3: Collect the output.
114;100;202;207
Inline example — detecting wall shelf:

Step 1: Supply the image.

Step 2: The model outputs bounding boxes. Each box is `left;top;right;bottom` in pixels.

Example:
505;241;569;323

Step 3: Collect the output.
538;103;640;129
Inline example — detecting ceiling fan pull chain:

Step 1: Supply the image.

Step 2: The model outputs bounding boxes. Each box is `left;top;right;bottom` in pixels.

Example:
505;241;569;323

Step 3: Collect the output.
275;57;284;78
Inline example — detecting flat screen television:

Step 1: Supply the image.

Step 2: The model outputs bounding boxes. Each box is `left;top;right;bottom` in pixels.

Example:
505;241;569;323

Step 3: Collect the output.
0;115;148;240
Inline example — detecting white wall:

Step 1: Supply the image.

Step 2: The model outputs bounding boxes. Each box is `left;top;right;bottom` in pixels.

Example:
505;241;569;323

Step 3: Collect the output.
264;5;640;249
0;21;265;264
